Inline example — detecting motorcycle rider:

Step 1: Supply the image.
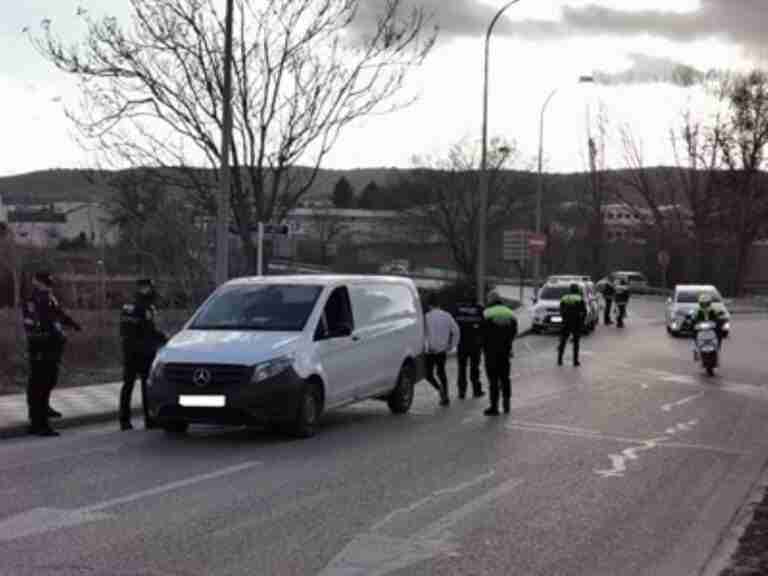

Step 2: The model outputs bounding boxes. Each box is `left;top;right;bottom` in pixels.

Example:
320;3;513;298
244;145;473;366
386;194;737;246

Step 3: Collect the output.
692;293;727;347
614;278;630;327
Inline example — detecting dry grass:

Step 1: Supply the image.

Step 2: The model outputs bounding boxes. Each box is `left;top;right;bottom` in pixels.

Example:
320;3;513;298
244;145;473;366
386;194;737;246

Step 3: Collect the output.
0;309;193;395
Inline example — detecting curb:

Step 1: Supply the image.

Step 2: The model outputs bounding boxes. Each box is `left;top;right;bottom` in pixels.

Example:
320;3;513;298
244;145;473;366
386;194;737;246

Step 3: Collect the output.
0;407;143;440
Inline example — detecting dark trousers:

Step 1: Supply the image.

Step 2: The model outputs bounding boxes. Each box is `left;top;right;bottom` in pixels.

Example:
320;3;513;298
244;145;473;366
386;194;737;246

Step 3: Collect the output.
457;345;482;397
425;352;448;401
558;327;581;365
27;351;60;430
603;299;613;325
485;351;511;410
120;357;151;425
616;303;627;326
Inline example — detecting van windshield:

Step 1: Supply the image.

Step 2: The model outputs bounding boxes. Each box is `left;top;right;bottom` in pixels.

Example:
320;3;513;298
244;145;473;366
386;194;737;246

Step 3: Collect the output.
191;284;322;331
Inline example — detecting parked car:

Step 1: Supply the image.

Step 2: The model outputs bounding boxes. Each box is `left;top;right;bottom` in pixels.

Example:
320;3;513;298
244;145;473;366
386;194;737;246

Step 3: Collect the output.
546;274;592;283
379;260;410;275
146;275;425;437
666;284;731;338
532;280;599;334
597;271;649;294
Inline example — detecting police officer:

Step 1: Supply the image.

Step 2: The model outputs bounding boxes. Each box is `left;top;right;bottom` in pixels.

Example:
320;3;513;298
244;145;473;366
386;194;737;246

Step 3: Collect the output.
614;279;630;328
482;293;518;416
451;290;485;399
602;278;616;325
22;271;82;436
119;278;167;430
558;283;587;367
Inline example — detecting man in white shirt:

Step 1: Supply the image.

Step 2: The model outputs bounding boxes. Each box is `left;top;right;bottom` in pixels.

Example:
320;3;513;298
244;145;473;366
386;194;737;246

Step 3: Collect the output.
424;295;461;406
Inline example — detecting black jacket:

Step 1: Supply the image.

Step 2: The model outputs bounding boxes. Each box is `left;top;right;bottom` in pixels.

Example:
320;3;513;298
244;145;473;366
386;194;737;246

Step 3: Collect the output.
22;287;80;356
614;286;630;305
559;293;587;330
120;297;167;361
451;301;485;349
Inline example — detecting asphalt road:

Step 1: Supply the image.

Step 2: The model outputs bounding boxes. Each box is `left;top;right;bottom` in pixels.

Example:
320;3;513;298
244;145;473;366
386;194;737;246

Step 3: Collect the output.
2;298;767;576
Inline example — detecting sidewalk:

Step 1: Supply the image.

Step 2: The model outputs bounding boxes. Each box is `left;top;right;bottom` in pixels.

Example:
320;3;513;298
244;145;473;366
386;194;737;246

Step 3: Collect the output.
0;381;140;439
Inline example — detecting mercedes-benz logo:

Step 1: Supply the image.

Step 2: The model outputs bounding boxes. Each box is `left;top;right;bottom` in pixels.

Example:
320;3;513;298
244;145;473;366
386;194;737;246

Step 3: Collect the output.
192;368;212;388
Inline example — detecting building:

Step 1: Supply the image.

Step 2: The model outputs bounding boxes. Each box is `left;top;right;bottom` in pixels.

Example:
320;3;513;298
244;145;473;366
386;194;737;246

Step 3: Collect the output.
1;199;117;248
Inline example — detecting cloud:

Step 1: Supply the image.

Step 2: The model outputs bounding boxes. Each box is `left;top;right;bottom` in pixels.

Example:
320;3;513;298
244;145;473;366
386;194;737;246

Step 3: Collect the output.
351;0;516;40
592;53;707;87
353;0;767;57
507;0;766;57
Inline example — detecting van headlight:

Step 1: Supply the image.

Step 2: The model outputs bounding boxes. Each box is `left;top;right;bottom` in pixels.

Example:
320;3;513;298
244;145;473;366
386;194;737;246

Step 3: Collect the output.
251;355;294;384
723;322;731;332
147;361;165;387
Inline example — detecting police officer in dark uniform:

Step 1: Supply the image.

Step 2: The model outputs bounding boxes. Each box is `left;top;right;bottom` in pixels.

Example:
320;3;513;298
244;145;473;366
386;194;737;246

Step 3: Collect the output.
558;283;587;367
22;271;82;436
482;293;518;416
614;279;631;328
119;278;167;430
602;278;616;325
451;292;485;399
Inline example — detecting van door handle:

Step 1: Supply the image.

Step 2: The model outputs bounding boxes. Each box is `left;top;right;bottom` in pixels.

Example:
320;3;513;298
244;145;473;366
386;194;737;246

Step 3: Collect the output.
352;335;361;342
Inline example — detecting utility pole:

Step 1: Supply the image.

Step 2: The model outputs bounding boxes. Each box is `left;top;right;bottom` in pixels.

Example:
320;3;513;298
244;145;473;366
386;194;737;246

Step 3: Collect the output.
215;0;235;286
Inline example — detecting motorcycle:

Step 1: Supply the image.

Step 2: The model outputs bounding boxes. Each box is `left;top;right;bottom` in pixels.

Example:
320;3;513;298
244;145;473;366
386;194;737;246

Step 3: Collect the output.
693;319;720;376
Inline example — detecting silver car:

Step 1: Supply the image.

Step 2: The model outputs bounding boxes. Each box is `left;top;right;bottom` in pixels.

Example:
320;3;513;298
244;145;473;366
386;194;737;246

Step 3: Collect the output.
666;284;731;337
532;281;599;334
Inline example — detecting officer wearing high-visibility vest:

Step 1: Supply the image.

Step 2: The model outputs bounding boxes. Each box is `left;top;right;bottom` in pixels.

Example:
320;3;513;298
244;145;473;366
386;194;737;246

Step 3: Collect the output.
482;292;518;416
557;283;587;367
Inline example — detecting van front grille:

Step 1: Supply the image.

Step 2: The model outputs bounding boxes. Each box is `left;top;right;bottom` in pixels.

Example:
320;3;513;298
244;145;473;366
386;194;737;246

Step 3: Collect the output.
164;363;250;389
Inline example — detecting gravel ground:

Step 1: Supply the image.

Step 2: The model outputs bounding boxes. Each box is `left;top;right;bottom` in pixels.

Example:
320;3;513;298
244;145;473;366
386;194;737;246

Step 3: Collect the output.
720;487;768;576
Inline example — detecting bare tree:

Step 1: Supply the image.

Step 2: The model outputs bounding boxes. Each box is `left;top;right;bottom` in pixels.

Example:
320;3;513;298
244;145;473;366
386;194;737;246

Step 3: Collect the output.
35;0;435;273
577;106;611;279
398;138;531;280
306;206;349;265
718;69;768;295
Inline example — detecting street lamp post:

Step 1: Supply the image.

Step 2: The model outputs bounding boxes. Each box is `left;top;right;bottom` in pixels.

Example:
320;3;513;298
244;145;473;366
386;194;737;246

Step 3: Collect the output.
477;0;521;306
534;76;594;285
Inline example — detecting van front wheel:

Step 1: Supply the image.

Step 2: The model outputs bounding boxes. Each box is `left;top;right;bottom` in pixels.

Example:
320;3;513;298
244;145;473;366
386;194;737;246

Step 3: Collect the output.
388;365;415;414
293;383;322;438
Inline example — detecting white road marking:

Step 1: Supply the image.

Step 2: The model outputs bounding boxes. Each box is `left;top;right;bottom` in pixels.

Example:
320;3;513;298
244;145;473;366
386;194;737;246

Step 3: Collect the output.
0;461;260;542
370;470;496;532
594;439;664;479
662;392;704;412
665;419;699;435
318;477;524;576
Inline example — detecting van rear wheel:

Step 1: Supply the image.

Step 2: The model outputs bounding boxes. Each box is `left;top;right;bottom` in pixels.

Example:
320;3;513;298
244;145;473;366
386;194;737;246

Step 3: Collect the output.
388;365;415;414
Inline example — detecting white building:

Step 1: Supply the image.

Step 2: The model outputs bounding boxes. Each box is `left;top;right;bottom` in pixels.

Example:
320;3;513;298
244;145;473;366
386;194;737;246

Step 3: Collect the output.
4;201;117;248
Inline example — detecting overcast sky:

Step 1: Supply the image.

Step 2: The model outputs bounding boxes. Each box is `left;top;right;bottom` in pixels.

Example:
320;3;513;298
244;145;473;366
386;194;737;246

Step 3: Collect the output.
0;0;764;177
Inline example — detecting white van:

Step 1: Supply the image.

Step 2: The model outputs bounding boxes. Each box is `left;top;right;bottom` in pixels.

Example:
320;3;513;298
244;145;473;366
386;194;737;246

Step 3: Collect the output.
145;275;425;437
